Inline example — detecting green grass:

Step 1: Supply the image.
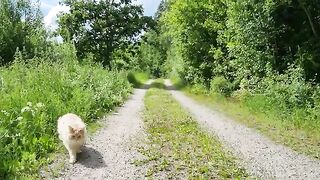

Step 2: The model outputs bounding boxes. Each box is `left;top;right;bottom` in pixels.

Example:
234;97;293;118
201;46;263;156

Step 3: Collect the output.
172;79;320;160
38;146;67;179
138;87;249;179
150;79;165;89
170;76;185;90
0;46;132;178
87;121;104;135
127;71;149;88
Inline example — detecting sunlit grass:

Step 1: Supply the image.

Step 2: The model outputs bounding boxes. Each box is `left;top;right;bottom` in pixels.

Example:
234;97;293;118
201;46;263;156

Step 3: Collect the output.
138;85;248;178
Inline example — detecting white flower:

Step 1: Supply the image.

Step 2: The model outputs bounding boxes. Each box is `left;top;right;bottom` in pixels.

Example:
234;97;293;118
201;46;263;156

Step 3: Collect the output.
1;110;9;116
36;102;45;108
27;102;32;107
21;106;31;113
17;116;23;121
31;110;35;117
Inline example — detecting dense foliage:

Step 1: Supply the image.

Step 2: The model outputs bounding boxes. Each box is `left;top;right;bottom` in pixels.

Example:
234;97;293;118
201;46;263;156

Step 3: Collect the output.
0;43;132;178
157;0;320;84
135;30;167;77
0;0;49;65
140;0;320;153
58;0;153;67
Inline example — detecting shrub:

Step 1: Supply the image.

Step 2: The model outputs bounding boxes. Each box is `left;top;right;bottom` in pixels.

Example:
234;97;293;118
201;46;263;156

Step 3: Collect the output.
256;65;314;110
189;83;208;95
210;76;232;96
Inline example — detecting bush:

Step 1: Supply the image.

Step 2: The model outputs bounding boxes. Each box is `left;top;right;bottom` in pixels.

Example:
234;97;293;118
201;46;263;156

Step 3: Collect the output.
236;65;319;126
256;65;314;110
210;76;232;96
127;71;149;88
0;51;132;178
189;83;208;95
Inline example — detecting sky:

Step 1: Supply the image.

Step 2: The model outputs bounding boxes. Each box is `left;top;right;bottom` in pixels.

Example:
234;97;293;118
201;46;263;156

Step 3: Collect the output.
40;0;162;30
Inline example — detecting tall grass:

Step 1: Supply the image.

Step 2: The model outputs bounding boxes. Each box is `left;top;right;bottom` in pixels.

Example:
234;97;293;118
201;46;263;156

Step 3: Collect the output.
0;44;132;178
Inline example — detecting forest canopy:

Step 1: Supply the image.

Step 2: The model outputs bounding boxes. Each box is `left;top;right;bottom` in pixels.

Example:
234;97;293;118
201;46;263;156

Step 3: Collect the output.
58;0;154;67
151;0;320;84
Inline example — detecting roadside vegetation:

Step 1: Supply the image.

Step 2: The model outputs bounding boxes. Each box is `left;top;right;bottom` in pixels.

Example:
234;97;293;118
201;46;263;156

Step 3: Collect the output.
139;0;320;159
0;0;150;178
138;82;248;179
172;78;320;159
127;72;150;88
0;43;132;178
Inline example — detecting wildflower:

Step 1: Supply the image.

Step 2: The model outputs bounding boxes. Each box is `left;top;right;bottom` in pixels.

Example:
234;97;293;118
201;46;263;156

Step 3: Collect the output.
17;116;23;121
31;110;35;117
1;110;9;116
36;102;45;108
27;102;32;107
21;106;31;113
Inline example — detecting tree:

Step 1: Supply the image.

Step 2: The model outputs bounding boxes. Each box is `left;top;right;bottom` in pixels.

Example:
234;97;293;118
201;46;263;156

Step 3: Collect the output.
160;0;226;83
0;0;48;65
154;0;167;22
58;0;153;67
136;30;167;77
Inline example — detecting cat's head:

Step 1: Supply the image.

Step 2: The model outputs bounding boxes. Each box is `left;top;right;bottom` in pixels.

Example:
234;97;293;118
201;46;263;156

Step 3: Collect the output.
68;126;84;141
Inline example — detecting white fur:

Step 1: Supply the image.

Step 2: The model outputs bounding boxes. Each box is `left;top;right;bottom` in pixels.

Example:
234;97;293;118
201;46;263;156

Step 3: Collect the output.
57;113;87;163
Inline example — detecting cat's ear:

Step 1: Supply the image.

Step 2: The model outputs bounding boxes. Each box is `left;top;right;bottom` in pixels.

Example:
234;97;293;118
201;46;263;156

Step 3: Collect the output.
68;126;74;133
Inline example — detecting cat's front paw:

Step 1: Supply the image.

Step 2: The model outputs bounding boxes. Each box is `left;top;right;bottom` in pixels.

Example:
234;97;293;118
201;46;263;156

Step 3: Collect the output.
69;158;76;164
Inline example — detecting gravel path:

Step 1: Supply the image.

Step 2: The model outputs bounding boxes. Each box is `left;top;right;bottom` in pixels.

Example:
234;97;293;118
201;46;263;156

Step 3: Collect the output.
164;79;320;179
55;81;153;180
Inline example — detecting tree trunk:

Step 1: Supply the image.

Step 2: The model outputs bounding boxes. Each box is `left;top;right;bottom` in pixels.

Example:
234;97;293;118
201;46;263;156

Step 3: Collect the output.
298;0;318;38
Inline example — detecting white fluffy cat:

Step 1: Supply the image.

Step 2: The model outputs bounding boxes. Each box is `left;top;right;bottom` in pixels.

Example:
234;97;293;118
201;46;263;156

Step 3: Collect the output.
57;113;87;164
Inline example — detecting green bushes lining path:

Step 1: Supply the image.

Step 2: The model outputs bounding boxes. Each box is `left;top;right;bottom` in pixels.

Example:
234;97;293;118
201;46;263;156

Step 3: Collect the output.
144;1;320;160
0;57;132;178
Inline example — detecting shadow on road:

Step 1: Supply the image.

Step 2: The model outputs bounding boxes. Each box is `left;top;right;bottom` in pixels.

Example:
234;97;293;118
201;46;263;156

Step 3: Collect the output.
135;83;153;90
134;79;154;90
164;79;178;91
134;79;178;90
165;84;176;91
77;146;106;169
